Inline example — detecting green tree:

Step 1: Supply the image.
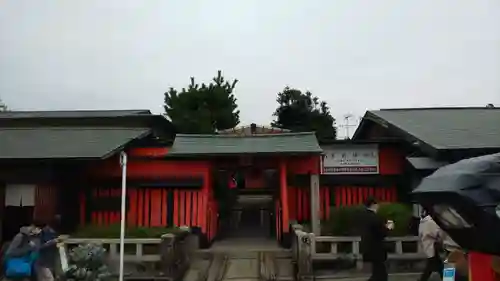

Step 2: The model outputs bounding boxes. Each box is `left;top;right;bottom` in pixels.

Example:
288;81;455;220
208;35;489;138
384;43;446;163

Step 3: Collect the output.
164;71;240;134
271;87;336;139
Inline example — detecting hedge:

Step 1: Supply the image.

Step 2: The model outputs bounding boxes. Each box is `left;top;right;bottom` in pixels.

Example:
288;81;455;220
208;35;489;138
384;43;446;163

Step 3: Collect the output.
322;203;413;236
71;224;180;238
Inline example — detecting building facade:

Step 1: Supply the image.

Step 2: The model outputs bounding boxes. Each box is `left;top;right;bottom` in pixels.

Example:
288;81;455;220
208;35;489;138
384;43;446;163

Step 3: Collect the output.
0;115;411;246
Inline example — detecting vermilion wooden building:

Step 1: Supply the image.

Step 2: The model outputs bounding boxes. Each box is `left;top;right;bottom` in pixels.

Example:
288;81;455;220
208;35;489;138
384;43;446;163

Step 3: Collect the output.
86;129;324;245
353;107;500;216
0;111;407;246
0;110;174;241
354;107;500;280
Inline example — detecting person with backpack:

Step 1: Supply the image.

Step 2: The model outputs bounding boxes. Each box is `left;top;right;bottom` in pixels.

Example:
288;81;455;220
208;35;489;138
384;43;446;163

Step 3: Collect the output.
4;222;43;281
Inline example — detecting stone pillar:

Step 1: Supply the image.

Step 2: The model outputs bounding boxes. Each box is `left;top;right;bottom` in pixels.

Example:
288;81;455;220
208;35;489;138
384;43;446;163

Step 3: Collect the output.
310;173;321;235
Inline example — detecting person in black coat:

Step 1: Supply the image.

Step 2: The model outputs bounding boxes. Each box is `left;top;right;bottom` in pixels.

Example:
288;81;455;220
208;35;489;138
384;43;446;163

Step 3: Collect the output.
360;197;393;281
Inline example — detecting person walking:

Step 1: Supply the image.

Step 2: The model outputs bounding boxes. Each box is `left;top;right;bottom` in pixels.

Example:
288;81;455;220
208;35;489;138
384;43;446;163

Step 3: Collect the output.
4;222;43;281
417;209;444;281
35;216;62;281
360;197;393;281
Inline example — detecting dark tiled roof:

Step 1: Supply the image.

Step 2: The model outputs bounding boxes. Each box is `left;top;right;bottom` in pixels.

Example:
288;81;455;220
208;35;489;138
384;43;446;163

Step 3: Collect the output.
0;127;150;159
367;107;500;149
0;109;151;119
406;157;448;170
169;132;322;156
218;125;291;135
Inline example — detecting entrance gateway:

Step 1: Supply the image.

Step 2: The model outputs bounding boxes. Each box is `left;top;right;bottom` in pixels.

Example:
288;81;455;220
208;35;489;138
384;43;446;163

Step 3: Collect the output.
168;127;323;246
169;127;321;280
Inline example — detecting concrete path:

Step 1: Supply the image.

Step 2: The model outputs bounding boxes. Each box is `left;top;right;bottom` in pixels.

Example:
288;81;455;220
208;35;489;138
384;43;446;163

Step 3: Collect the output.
186;237;440;281
327;272;441;281
186;240;293;281
208;237;285;253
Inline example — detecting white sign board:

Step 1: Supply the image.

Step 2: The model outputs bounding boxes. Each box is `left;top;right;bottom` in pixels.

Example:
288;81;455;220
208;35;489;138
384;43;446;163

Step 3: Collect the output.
322;144;379;174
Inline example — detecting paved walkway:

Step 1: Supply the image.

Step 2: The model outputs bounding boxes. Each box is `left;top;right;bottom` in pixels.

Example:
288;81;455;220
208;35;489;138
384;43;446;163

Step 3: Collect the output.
207;237;285;252
329;272;441;281
189;237;438;281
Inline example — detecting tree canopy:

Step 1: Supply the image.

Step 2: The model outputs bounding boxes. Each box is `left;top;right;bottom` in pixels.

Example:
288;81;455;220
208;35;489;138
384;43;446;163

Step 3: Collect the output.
164;71;240;134
271;87;336;139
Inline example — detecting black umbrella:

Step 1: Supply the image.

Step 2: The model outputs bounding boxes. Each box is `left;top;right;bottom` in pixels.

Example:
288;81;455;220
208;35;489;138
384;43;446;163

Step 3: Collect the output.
412;153;500;255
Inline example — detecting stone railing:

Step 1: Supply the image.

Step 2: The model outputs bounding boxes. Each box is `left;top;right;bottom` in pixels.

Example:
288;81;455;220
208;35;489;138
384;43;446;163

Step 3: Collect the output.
290;223;425;279
57;227;198;280
63;238;163;262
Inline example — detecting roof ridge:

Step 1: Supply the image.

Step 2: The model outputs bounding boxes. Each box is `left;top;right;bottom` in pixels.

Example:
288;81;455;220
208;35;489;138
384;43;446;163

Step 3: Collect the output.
0;109;151;113
176;132;315;138
219;124;290;131
0;126;150;130
0;109;153;119
377;106;499;111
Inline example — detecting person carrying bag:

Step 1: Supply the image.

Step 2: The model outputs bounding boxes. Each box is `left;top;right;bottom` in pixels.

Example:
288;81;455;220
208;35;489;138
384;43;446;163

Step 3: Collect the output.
35;216;63;281
360;197;394;281
4;224;42;280
417;210;444;281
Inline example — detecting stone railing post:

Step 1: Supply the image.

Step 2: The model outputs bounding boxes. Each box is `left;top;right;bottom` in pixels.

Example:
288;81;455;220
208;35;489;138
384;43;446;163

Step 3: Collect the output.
296;230;314;280
55;243;69;278
159;233;176;278
291;224;303;262
352;239;363;270
159;227;193;280
181;226;199;256
395;240;403;255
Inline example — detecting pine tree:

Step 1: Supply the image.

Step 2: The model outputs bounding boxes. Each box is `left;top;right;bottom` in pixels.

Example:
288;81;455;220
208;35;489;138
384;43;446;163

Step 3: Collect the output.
164;70;240;133
271;87;337;140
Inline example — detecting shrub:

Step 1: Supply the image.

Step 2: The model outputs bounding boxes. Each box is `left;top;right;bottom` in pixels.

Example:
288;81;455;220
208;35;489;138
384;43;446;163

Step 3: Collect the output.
322;205;365;236
322;203;413;236
377;202;413;236
72;224;180;238
65;243;113;281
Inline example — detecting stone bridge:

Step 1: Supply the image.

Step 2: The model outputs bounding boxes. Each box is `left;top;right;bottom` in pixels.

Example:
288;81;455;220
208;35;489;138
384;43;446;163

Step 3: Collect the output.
58;227;439;281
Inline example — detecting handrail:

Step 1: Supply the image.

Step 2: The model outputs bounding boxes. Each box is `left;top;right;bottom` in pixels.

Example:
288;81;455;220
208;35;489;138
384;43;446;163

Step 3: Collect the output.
63;238;163;262
290;224;425;277
57;229;197;280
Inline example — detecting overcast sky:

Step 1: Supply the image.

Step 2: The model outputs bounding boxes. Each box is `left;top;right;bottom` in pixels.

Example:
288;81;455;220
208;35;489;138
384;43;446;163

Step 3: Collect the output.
1;0;499;138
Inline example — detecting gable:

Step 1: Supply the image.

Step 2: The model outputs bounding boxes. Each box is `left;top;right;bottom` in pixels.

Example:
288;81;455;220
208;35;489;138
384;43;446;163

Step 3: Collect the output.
168;132;322;156
218;124;290;136
355;107;500;151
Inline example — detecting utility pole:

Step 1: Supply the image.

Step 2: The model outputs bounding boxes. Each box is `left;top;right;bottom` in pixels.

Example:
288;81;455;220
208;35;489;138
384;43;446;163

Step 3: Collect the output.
0;99;7;112
338;114;358;139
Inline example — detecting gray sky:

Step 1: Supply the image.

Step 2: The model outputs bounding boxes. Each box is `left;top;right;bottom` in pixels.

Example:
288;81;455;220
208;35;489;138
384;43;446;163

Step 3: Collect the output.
1;0;499;138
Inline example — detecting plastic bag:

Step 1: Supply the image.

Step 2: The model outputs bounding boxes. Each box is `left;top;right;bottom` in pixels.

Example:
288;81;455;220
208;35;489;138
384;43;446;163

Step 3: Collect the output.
5;255;34;277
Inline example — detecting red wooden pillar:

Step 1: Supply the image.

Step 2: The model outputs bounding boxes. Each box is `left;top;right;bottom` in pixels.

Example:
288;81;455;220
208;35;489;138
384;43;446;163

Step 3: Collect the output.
201;168;210;235
279;159;289;236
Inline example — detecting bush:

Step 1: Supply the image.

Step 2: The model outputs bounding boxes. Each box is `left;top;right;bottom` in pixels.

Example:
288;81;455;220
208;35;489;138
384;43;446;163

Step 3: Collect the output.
72;224;180;238
322;205;365;236
377;202;413;236
65;243;113;281
322;203;413;236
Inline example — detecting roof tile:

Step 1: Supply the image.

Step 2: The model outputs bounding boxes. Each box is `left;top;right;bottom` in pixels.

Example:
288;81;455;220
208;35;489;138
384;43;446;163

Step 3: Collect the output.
169;132;322;155
368;107;500;149
0;127;150;159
